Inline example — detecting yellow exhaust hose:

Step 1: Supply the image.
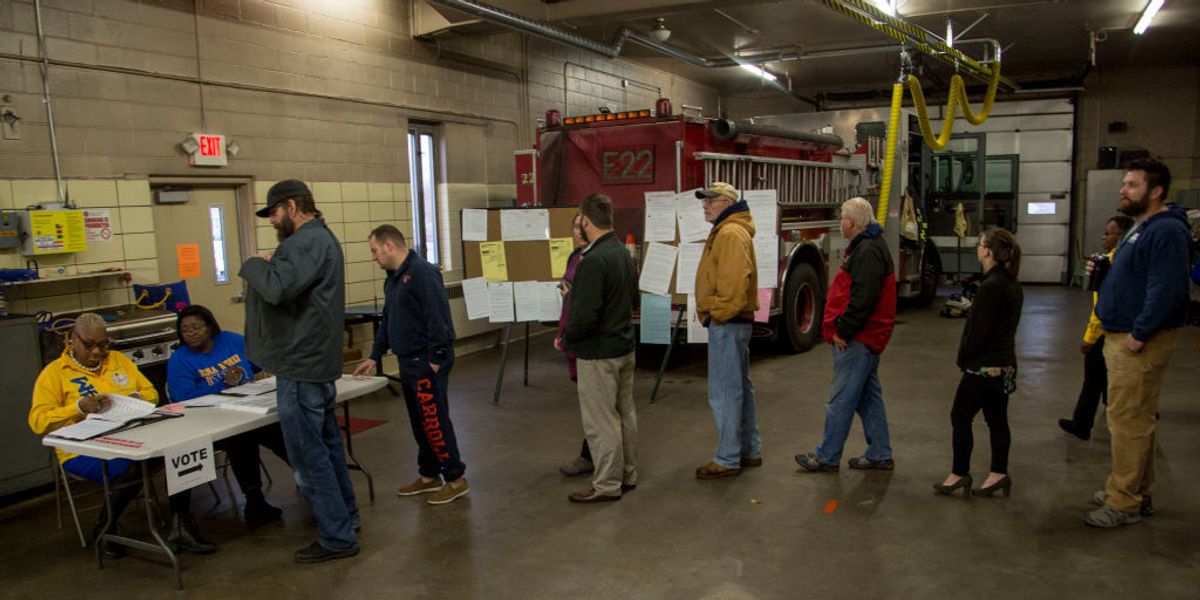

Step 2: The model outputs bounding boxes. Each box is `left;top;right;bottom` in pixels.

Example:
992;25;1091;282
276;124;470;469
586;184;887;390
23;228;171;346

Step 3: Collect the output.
877;63;1001;226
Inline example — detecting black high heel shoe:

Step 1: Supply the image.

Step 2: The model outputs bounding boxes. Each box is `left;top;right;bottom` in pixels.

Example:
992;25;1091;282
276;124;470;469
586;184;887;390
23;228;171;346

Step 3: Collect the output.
972;475;1012;498
932;474;972;497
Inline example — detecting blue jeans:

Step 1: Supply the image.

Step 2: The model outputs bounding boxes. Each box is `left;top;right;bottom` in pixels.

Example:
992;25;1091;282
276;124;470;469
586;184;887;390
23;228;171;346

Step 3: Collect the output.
707;322;762;469
276;378;359;551
814;340;892;464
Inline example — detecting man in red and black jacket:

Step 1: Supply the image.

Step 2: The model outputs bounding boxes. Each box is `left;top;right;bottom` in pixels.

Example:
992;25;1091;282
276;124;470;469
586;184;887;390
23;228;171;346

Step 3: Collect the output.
795;197;898;472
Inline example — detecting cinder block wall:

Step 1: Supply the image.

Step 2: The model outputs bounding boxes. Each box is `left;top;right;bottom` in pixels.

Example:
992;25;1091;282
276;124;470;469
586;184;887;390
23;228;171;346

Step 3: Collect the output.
0;0;719;359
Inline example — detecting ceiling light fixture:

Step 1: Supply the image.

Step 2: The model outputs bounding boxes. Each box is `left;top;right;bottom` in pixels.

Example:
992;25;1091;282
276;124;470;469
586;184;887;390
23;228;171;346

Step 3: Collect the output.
1133;0;1164;35
648;18;671;43
740;64;777;82
871;0;897;17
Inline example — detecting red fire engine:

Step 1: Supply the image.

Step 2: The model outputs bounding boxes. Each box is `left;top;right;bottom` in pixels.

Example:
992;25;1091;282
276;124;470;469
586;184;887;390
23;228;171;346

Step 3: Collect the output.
516;99;940;353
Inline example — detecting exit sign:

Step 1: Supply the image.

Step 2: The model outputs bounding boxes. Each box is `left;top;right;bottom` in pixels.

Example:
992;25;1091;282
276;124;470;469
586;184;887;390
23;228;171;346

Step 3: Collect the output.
190;133;227;167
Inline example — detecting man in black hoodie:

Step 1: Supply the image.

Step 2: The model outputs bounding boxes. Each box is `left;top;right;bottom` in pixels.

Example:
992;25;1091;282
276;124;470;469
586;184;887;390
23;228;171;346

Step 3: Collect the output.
1085;158;1191;528
353;225;468;506
562;194;640;503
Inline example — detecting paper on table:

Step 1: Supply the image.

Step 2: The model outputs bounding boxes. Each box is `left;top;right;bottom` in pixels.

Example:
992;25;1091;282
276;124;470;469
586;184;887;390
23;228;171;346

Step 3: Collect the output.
500;209;550;241
461;276;490;320
488;282;515;323
479;241;509;282
640;294;672;344
514;281;542;322
686;294;708;344
743;189;778;231
217;377;276;397
676;189;712;243
549;238;574;279
755;236;779;288
97;394;157;421
754;288;773;323
675;242;704;295
462;208;488;241
538;281;562;322
638;242;678;296
644;191;679;242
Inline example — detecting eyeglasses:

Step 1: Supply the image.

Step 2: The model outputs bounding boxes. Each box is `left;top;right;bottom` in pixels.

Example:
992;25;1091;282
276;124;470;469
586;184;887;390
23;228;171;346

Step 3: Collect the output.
75;336;112;351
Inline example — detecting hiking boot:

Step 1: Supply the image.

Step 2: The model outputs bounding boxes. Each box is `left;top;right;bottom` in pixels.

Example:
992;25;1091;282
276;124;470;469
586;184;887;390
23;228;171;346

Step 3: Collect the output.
426;478;469;505
396;477;443;496
695;462;741;480
740;456;763;468
294;541;359;564
847;456;895;470
794;453;839;473
1091;491;1154;516
1083;504;1141;528
559;456;595;477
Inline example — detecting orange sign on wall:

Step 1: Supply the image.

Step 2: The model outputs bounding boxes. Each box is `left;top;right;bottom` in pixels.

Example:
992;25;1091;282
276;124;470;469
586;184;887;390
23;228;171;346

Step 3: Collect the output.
176;244;201;280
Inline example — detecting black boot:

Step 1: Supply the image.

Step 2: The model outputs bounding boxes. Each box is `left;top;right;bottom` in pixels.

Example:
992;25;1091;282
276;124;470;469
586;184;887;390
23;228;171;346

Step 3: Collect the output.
243;489;283;524
167;513;217;554
92;484;139;559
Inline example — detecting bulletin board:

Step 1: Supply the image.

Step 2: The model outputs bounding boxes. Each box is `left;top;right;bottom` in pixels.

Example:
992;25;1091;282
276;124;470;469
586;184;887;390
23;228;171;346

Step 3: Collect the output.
462;207;581;282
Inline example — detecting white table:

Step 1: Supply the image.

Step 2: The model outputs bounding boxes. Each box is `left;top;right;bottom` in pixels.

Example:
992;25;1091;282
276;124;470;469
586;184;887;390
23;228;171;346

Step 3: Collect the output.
43;375;387;589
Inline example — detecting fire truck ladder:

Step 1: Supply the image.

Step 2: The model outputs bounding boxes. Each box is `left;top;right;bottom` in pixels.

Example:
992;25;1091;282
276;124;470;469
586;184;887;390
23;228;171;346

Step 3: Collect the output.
695;152;863;206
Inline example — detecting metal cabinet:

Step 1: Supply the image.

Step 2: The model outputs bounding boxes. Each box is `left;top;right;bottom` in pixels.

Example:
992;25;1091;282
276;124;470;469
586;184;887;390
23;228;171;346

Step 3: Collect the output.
0;315;48;500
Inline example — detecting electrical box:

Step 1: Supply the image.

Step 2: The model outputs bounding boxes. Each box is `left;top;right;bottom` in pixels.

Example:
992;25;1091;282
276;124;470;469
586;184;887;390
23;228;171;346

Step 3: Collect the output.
17;209;88;256
0;211;19;249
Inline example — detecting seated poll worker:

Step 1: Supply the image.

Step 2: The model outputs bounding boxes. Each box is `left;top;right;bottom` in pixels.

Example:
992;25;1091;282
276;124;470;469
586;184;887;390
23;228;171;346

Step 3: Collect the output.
28;312;216;557
166;304;290;524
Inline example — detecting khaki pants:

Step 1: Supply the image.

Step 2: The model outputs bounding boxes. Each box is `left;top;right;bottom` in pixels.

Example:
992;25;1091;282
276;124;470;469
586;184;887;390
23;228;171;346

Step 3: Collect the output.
1103;330;1176;513
577;352;637;496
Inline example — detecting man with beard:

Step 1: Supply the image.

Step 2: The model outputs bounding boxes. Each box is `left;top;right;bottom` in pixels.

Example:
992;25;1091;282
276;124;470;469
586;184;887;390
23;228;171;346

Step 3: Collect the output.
239;179;360;561
1084;159;1191;528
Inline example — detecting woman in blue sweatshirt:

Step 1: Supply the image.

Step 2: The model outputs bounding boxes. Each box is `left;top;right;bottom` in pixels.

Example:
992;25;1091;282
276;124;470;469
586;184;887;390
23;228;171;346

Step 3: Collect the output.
167;305;290;524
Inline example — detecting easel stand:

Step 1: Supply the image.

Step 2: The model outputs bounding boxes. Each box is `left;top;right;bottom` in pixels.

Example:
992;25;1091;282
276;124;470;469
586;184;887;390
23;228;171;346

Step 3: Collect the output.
492;323;531;406
650;309;686;404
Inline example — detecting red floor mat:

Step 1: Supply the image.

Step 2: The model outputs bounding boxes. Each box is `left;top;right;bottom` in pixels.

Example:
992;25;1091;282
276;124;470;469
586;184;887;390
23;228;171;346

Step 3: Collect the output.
337;416;387;435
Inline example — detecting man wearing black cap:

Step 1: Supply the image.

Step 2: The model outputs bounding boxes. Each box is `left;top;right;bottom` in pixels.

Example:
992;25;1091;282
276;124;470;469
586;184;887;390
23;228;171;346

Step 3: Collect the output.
240;179;360;563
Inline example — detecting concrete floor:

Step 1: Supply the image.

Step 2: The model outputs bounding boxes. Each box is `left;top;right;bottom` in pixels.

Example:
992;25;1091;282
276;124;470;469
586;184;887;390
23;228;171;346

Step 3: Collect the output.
2;286;1198;599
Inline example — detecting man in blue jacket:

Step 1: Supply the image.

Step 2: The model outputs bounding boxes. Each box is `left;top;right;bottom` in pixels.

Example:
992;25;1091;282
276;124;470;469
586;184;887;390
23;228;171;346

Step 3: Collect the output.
353;224;468;506
240;179;360;563
1085;158;1191;528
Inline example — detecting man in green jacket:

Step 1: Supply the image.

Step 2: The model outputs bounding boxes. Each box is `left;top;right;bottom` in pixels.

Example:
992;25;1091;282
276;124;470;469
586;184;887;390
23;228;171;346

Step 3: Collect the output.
562;194;640;503
240;179;359;563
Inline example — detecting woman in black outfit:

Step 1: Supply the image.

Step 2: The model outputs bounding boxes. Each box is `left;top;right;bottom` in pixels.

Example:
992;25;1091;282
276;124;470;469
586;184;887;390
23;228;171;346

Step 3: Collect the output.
934;227;1024;498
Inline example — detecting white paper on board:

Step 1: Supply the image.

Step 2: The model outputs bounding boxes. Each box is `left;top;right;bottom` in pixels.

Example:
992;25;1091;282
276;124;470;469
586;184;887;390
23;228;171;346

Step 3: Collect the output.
500;209;550;241
462;277;489;320
644;191;679;242
488;282;515;323
676;189;712;243
462;209;488;242
675;242;705;295
638;242;678;296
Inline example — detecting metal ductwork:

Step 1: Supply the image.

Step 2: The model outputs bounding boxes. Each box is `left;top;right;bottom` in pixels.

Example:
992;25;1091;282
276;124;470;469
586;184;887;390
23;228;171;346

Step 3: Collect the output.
426;0;787;68
713;119;844;149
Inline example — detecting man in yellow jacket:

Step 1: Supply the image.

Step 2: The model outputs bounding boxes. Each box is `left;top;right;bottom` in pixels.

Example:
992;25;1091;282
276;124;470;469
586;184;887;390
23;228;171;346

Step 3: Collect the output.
29;312;215;556
1059;214;1134;441
693;182;761;479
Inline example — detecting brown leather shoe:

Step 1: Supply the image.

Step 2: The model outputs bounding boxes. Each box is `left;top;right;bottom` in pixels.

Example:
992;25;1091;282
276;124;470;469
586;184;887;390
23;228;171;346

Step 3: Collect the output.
740;457;763;468
568;488;621;503
696;462;742;480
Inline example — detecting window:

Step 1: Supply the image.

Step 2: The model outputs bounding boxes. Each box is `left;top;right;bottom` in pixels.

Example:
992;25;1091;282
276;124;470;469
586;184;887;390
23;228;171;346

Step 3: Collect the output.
209;205;229;284
407;125;440;265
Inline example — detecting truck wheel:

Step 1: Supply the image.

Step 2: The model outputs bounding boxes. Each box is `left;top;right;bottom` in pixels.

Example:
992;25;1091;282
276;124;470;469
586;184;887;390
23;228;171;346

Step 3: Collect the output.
913;242;942;308
780;262;823;353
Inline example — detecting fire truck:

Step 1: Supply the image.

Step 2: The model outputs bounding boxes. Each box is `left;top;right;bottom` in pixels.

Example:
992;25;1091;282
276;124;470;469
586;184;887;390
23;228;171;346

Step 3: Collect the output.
515;99;941;353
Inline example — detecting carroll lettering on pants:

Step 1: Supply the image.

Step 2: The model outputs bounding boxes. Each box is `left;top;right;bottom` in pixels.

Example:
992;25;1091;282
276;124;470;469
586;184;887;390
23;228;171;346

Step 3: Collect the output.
417;378;451;462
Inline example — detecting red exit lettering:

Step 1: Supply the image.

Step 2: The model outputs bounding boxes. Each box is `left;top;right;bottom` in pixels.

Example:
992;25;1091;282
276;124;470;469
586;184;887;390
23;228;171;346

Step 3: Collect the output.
199;135;221;157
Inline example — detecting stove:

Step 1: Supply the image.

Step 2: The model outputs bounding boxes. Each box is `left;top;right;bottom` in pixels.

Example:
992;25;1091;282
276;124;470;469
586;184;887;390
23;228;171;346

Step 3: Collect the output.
39;305;180;368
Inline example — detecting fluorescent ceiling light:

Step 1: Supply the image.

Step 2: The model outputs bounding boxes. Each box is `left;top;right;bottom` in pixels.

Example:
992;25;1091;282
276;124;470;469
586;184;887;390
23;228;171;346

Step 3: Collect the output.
871;0;897;17
740;64;777;82
1133;0;1164;35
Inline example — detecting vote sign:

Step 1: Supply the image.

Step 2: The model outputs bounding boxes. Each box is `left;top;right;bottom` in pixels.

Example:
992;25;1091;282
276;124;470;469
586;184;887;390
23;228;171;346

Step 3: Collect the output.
164;437;216;495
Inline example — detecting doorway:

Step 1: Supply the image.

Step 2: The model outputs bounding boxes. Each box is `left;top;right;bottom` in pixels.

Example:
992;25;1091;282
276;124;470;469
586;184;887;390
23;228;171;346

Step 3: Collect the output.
151;187;246;333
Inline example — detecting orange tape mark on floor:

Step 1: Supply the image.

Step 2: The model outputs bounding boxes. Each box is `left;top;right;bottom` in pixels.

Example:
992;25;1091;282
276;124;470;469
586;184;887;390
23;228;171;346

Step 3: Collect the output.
823;500;838;513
